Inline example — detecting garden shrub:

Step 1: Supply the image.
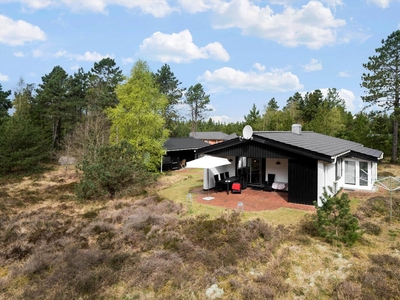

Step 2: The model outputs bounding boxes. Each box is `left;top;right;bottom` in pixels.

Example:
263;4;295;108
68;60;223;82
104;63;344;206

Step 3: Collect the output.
75;141;155;199
313;189;363;246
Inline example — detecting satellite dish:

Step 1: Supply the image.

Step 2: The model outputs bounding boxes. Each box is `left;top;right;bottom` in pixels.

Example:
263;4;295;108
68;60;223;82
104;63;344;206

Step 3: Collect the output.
242;125;253;140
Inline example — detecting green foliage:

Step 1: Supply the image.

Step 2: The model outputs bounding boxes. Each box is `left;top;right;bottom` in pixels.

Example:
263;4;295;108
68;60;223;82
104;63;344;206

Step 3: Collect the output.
153;64;185;133
313;189;363;246
34;66;71;149
184;83;212;133
361;30;400;163
106;60;168;171
0;83;12;125
87;58;124;112
244;103;262;130
76;141;154;200
0;114;49;175
299;88;347;136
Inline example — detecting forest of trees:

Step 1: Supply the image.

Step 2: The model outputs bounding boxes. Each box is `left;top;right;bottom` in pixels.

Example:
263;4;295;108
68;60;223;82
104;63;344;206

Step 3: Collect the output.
0;30;399;179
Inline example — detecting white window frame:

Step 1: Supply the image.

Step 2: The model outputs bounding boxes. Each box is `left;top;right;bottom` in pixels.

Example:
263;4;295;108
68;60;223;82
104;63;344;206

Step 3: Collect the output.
343;159;371;190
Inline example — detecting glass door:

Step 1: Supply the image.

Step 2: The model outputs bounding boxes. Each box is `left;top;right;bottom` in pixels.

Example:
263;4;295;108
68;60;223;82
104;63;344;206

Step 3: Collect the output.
359;161;368;186
247;158;262;185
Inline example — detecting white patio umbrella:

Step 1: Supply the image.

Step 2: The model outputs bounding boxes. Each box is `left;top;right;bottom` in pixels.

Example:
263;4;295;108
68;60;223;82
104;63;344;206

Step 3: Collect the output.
186;155;231;200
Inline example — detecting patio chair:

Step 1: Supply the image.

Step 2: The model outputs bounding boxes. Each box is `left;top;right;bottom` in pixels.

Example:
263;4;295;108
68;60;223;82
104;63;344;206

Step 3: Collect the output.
214;174;223;192
220;173;225;180
225;171;229;179
264;173;275;192
231;182;241;194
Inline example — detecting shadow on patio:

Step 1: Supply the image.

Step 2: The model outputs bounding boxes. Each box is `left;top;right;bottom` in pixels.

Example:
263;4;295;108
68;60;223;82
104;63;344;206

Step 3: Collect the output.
191;186;316;212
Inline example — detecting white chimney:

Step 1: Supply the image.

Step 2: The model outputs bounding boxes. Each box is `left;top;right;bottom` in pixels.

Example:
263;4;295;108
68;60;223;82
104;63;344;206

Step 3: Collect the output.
292;124;302;135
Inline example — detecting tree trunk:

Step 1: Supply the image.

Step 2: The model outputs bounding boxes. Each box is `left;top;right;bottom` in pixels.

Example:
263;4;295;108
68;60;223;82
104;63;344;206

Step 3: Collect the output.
393;115;399;163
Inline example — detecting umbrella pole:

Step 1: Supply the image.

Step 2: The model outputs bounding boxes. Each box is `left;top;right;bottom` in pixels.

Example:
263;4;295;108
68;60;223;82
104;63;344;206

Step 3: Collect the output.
203;168;214;201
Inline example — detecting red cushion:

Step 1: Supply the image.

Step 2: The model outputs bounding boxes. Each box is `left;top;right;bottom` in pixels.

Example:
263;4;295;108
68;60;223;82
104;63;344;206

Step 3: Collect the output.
232;183;241;190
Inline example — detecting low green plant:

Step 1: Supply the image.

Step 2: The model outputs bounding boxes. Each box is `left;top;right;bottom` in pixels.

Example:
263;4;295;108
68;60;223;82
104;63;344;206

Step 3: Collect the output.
75;141;155;200
313;188;363;246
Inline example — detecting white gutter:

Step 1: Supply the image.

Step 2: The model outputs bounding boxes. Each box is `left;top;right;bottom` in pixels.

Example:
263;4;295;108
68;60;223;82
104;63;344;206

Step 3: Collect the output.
330;150;351;164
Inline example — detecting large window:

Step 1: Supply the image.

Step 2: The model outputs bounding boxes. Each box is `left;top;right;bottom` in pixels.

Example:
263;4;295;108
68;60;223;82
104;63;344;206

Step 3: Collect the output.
345;161;356;185
344;160;370;187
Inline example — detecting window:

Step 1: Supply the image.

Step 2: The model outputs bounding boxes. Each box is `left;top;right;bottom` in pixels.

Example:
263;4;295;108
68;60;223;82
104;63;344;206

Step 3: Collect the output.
345;161;356;185
335;158;342;180
344;160;370;187
359;161;368;186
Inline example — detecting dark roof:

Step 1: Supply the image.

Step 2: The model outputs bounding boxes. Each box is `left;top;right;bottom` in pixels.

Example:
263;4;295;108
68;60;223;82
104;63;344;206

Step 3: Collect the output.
197;130;383;162
254;131;383;159
164;137;209;151
254;131;382;159
189;131;237;140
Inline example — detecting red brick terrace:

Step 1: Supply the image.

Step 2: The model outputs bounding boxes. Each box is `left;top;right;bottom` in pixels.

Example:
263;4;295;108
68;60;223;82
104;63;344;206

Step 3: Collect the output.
191;186;316;212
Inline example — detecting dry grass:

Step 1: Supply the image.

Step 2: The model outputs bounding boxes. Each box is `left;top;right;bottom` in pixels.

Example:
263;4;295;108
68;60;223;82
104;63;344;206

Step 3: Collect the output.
0;163;400;299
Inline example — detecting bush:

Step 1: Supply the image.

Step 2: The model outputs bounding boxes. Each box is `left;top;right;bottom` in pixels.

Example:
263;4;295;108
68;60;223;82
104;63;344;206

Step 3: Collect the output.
361;221;382;236
313;189;363;246
75;141;155;199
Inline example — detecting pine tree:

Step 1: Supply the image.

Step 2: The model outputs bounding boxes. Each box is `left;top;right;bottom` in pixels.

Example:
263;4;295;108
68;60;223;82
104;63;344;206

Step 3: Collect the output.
313;189;363;246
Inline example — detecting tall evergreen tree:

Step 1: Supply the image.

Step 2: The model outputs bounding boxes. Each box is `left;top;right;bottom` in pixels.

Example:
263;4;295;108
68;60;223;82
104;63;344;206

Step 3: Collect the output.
244;103;262;130
0;84;12;125
87;58;124;112
300;89;324;124
153;64;185;133
184;83;211;134
283;92;303;125
0;113;49;175
34;66;70;149
361;30;400;163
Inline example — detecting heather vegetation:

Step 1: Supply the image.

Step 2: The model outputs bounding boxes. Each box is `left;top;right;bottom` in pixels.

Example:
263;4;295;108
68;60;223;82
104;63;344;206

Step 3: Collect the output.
0;163;400;299
0;29;399;299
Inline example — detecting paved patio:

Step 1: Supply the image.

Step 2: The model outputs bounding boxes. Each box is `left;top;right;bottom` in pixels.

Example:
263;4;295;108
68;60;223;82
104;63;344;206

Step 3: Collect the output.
192;186;316;212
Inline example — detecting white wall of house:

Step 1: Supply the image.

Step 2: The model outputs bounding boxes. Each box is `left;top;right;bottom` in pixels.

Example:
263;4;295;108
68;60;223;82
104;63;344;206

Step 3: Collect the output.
316;158;379;206
265;158;288;183
341;158;376;191
203;156;236;190
317;161;337;206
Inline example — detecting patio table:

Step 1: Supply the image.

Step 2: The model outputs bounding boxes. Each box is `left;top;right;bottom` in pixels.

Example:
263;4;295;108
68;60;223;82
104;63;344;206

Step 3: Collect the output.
220;177;238;194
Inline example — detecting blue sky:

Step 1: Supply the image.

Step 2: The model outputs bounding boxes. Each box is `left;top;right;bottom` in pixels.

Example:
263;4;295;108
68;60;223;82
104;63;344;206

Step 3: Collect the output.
1;0;400;123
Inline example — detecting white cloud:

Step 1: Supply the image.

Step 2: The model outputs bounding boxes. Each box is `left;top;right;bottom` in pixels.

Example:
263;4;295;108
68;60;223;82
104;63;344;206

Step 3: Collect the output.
210;0;346;49
32;48;44;57
321;0;344;7
122;57;135;65
138;29;230;63
211;115;230;123
199;66;303;92
0;73;9;81
0;15;46;46
1;0;175;17
367;0;392;8
303;58;322;72
339;70;351;77
13;51;25;57
177;0;222;14
338;88;356;111
70;64;80;71
252;63;266;72
54;50;113;61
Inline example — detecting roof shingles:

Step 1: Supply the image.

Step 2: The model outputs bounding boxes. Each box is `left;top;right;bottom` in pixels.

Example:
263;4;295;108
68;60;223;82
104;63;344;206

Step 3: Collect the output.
255;131;383;159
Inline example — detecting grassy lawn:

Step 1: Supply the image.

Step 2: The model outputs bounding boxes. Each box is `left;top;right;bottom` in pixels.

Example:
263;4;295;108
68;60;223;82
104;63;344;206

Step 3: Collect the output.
157;168;311;225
